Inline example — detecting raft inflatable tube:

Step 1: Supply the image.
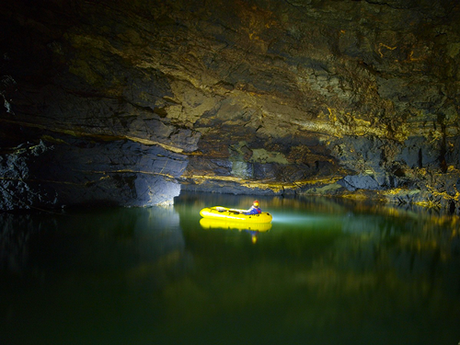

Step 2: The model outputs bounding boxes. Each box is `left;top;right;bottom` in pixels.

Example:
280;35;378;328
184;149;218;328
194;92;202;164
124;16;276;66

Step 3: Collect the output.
199;218;272;232
199;206;273;224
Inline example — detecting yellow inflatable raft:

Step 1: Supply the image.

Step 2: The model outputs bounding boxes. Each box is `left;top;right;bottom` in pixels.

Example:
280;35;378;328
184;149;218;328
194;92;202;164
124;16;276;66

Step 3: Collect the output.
199;206;273;223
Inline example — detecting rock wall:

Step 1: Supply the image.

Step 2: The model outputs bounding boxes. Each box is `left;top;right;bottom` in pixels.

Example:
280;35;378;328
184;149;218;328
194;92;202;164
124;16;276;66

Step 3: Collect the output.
0;126;187;210
1;0;459;210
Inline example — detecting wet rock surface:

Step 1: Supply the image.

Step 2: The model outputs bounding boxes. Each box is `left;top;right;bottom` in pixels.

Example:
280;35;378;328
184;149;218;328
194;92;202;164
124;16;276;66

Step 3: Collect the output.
1;0;459;210
0;126;186;210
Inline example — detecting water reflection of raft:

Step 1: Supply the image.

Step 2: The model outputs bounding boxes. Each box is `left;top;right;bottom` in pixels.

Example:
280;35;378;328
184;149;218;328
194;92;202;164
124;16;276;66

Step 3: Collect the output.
199;206;273;224
199;218;272;232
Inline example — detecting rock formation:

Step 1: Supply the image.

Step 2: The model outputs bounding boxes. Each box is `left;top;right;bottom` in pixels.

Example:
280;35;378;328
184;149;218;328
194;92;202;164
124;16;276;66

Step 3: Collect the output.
1;0;459;211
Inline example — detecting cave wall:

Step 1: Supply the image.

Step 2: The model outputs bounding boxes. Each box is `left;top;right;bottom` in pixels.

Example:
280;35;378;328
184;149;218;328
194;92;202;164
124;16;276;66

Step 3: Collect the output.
1;0;459;210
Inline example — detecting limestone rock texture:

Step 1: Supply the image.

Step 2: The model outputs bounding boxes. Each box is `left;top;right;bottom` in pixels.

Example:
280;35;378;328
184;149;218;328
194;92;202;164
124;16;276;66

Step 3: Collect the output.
1;0;459;211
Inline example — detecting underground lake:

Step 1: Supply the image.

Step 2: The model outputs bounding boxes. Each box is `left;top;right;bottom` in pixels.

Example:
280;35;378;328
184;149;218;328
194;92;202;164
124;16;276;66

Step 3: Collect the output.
1;191;459;345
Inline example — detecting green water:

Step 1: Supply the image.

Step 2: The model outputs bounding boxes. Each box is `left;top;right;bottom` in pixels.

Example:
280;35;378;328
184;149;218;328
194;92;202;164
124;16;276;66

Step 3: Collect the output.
1;192;459;345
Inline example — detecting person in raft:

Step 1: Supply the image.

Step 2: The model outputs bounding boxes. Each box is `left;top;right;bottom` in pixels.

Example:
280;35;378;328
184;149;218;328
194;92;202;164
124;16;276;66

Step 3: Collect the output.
242;200;262;215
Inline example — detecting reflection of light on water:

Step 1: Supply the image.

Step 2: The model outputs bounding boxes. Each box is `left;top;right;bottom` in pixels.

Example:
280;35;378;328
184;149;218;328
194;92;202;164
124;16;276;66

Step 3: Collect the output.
271;213;344;230
272;214;321;224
